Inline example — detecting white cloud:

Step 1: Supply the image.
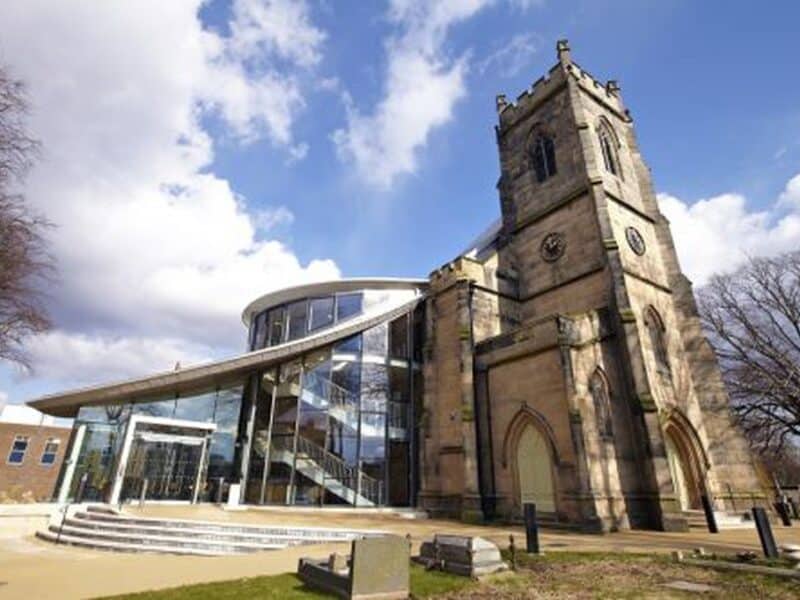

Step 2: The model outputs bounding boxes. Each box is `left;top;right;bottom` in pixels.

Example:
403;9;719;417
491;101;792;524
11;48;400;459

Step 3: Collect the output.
0;0;339;385
334;0;540;188
24;333;212;386
254;206;296;232
477;32;542;78
658;174;800;285
778;173;800;209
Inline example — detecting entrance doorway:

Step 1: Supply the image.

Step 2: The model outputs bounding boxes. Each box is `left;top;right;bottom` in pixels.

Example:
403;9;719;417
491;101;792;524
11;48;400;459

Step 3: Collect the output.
516;424;556;512
109;415;216;505
664;429;702;510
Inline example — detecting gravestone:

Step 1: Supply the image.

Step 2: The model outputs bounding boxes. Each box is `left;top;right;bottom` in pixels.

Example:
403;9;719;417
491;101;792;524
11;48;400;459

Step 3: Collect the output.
298;535;409;600
415;534;508;577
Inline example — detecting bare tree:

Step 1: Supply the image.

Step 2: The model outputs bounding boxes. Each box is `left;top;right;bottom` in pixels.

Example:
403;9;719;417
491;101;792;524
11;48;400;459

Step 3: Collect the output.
0;65;52;367
697;251;800;458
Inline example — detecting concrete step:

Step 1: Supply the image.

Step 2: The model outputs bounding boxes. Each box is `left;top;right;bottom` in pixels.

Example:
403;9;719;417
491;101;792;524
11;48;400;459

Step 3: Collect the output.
36;529;229;556
684;510;755;530
38;505;386;555
74;511;381;541
46;523;283;553
62;516;348;545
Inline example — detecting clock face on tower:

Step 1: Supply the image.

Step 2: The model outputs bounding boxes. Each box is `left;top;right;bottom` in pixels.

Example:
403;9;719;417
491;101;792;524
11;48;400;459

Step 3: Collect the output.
540;232;566;262
625;226;646;256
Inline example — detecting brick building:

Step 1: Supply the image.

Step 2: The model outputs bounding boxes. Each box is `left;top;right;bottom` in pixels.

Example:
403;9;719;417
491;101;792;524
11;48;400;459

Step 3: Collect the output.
28;41;765;531
0;405;71;502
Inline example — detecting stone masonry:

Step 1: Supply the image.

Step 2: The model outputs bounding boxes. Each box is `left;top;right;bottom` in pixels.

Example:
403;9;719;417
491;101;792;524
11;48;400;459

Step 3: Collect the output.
418;40;766;531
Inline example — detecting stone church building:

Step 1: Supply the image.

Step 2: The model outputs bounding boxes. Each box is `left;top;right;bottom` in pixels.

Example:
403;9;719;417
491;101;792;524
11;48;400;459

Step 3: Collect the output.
417;40;764;531
31;41;764;533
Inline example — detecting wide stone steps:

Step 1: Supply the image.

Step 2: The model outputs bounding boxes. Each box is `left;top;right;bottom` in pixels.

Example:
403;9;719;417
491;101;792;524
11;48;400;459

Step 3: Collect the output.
684;510;755;530
36;505;384;556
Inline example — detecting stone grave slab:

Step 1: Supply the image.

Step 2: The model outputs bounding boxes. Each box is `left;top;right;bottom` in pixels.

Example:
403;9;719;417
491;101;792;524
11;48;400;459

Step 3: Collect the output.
415;534;508;577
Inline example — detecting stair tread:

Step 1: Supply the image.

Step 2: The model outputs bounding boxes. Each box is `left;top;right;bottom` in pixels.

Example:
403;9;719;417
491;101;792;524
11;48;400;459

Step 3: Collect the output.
37;530;234;556
49;524;286;550
71;515;369;541
76;512;383;536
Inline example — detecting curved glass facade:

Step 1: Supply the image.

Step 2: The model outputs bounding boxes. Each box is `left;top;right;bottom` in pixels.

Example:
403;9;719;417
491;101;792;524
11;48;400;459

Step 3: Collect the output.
57;284;424;508
64;386;242;503
243;309;422;507
248;292;365;350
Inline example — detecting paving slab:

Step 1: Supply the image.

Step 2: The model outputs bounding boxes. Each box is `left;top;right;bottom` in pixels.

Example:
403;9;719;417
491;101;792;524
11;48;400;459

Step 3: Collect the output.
1;504;799;599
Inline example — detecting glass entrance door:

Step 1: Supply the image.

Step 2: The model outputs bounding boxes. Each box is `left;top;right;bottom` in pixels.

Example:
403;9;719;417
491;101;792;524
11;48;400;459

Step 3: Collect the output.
121;435;205;501
118;419;213;503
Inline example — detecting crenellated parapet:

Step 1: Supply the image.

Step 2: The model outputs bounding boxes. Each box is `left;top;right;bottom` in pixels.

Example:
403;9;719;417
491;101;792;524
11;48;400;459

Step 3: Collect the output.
496;39;629;135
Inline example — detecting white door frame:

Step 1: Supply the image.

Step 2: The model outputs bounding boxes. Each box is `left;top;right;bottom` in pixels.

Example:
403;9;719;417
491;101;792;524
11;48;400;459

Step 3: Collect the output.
109;415;216;505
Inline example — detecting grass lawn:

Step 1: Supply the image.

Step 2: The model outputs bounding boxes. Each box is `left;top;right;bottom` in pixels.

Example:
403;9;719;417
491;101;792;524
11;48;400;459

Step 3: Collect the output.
98;552;799;599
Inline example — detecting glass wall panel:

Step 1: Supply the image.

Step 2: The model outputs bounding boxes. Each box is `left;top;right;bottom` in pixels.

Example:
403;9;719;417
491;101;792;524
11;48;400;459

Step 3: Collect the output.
267;307;286;347
309;296;335;331
363;322;388;357
389;314;409;359
245;369;277;504
336;293;363;322
253;311;267;350
68;405;132;502
173;392;216;422
132;398;177;419
263;360;301;504
286;301;308;342
334;334;362;355
206;386;243;485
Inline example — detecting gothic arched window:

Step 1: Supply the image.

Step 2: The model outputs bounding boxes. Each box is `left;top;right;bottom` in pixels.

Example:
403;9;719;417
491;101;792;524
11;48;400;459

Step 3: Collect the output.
597;120;622;177
645;306;670;374
530;133;557;183
590;369;613;439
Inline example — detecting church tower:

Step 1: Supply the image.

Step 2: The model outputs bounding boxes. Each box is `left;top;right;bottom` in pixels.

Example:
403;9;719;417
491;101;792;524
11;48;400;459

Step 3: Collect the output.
419;40;765;530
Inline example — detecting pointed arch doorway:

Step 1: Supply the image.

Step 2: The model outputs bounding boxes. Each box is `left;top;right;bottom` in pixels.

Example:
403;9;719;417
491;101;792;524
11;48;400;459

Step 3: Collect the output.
663;420;706;511
516;423;556;513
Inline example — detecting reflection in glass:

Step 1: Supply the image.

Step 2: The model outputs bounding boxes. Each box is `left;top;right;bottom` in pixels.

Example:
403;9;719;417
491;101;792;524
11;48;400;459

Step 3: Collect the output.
267;307;286;347
336;293;363;322
363;322;388;357
287;301;308;342
389;314;409;359
309;297;335;331
253;312;267;350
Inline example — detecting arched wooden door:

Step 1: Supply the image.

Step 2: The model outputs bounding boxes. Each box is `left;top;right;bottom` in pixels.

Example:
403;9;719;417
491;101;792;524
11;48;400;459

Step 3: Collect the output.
516;424;556;512
664;430;701;510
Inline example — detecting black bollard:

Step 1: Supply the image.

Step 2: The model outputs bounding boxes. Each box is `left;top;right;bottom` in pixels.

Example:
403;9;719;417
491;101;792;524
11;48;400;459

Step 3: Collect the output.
789;498;800;519
775;501;792;527
751;507;779;558
524;503;539;554
700;494;719;534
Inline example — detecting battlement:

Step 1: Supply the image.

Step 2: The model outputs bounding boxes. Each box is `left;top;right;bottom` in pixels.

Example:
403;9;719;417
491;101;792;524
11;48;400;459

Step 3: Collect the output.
496;40;626;131
428;255;485;291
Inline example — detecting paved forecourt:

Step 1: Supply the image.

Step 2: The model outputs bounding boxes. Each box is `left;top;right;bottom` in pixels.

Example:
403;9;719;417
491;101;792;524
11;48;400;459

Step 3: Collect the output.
1;505;799;600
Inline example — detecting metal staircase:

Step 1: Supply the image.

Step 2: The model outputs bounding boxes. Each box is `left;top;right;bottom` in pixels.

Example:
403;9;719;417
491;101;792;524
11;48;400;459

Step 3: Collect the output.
251;370;410;507
270;435;382;506
300;371;408;439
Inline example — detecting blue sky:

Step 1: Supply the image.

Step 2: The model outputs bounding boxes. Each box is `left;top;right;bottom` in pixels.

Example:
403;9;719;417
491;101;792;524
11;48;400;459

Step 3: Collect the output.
0;0;799;410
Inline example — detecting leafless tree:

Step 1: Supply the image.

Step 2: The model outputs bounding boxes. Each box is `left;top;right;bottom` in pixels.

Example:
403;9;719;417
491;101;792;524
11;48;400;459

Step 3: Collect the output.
697;251;800;458
0;64;52;367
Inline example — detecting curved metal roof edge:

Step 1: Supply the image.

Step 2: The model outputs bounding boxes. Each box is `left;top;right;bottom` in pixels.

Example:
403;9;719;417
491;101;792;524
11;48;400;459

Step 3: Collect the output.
241;277;429;326
28;295;424;418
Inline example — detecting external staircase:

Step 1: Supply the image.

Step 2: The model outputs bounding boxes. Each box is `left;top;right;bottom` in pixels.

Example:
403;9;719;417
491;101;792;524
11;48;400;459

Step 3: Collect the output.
683;509;755;530
251;371;406;507
37;505;384;555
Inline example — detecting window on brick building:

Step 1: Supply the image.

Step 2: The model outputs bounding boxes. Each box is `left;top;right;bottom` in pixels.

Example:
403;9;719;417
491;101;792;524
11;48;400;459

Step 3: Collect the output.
530;134;557;182
40;438;60;465
7;435;29;465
